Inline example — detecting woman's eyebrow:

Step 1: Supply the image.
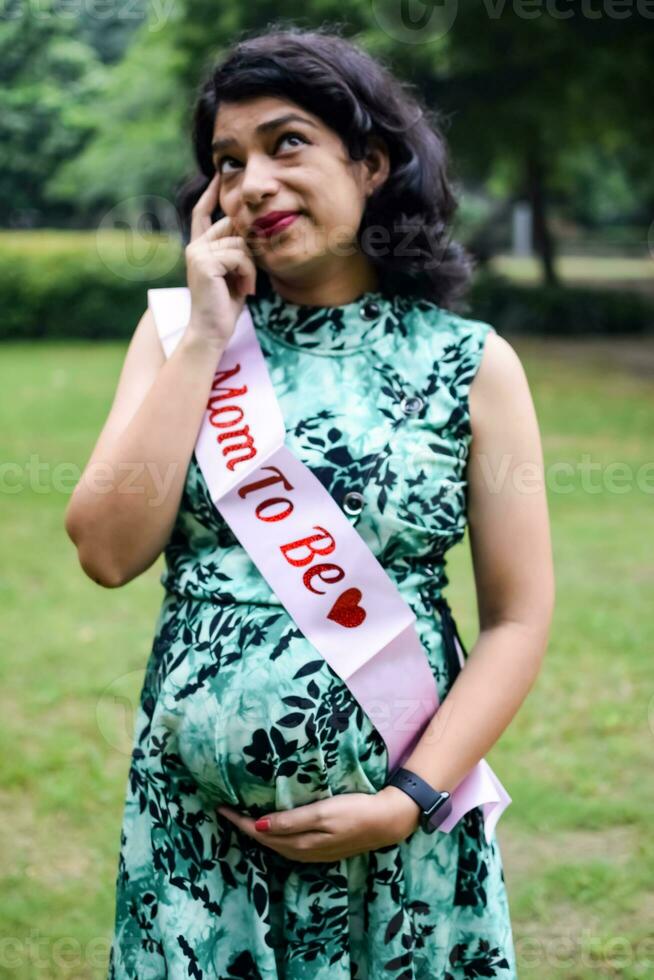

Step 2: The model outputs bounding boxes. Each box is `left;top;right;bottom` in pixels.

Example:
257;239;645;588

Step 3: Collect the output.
211;113;318;158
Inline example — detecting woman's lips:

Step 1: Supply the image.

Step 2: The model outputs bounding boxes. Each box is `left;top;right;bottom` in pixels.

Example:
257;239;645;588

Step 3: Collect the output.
254;213;300;238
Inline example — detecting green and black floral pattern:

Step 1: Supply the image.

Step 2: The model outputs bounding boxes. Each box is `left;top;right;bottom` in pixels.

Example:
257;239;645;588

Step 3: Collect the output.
108;287;517;978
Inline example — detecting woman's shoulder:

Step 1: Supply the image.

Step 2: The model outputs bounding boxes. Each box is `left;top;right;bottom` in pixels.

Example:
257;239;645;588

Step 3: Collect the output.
404;297;522;375
400;296;530;435
399;297;508;386
463;319;534;444
398;295;493;357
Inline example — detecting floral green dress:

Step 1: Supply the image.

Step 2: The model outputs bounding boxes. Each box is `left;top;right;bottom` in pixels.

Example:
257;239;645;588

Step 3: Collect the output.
108;283;518;979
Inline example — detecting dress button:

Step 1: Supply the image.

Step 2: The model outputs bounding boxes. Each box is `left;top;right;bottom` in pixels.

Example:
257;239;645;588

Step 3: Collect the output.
360;301;381;320
342;491;365;515
400;394;424;415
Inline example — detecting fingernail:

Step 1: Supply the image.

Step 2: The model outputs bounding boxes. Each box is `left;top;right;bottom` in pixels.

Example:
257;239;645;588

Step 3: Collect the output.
254;818;271;831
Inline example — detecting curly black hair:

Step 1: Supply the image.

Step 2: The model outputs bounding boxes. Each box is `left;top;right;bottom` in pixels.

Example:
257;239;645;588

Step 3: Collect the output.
175;24;474;311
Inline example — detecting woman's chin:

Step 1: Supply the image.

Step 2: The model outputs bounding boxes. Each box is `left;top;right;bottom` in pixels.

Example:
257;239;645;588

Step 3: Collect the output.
261;250;325;280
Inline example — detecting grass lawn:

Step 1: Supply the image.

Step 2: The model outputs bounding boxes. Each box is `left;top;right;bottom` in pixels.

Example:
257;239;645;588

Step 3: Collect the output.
0;333;653;978
490;254;654;296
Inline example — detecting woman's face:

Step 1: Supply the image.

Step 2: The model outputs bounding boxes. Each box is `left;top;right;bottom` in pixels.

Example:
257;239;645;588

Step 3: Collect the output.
210;95;389;282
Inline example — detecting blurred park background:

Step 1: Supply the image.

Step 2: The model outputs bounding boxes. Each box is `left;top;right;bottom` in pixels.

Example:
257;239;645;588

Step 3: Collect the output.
1;2;653;978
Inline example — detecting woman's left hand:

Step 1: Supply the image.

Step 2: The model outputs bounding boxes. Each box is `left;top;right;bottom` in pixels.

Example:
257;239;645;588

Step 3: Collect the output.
216;786;421;862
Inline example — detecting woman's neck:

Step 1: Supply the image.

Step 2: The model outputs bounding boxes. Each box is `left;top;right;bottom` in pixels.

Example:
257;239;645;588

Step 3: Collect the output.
265;256;380;307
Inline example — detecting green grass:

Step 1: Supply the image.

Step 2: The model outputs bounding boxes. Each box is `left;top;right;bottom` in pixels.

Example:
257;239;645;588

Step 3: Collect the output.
1;337;653;978
491;254;654;291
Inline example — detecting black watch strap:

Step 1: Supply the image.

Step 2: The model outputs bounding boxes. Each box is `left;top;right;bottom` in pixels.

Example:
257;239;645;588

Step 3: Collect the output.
387;767;452;829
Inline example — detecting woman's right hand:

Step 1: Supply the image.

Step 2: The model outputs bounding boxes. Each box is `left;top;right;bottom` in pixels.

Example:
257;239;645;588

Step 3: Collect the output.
184;172;258;350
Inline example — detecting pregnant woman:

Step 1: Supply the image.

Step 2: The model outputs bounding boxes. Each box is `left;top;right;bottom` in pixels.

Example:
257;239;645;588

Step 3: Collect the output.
65;27;554;979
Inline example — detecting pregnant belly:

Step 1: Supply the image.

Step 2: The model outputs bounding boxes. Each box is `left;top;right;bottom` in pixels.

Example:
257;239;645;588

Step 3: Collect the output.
153;602;390;816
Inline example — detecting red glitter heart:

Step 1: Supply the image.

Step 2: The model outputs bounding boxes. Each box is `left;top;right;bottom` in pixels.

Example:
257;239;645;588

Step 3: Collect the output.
327;588;367;628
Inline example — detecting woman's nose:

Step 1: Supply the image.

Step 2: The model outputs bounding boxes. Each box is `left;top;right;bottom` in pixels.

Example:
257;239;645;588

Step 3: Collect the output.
240;157;279;204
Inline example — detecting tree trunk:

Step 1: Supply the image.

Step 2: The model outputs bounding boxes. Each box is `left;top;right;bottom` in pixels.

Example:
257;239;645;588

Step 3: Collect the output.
525;149;558;287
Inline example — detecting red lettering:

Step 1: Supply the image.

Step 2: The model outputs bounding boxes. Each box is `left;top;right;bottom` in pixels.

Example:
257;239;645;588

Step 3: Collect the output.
255;497;293;522
203;363;255;468
210;362;247;398
237;466;295;499
208;402;245;428
228;458;361;618
302;562;345;595
216;426;257;471
279;526;336;567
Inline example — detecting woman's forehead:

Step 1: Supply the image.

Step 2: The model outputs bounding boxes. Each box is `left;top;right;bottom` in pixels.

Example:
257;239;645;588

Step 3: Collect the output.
212;96;323;142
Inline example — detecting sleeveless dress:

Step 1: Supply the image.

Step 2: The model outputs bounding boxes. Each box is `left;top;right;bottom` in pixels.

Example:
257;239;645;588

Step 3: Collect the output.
108;284;518;980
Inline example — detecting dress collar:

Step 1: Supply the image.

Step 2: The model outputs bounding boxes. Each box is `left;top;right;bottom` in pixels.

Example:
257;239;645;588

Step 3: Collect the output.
246;283;411;355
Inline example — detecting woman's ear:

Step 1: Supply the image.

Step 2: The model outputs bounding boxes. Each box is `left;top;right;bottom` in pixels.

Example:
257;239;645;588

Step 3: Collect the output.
364;136;390;196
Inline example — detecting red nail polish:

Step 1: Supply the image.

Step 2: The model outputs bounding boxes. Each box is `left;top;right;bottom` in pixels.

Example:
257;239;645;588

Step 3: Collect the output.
254;818;271;831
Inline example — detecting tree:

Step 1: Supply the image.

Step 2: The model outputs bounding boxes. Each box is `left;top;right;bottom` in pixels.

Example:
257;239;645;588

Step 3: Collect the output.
400;4;654;284
0;0;105;226
47;20;193;219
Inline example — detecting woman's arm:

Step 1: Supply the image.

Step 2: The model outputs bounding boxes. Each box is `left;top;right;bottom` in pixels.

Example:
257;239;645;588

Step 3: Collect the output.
467;330;555;637
379;330;555;821
64;309;225;588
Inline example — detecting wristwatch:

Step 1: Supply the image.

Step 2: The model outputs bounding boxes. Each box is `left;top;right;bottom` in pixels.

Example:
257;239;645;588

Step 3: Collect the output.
387;767;452;832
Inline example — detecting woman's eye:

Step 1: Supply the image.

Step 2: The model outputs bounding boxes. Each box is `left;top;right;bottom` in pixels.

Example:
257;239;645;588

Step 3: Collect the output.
279;131;307;150
218;132;307;174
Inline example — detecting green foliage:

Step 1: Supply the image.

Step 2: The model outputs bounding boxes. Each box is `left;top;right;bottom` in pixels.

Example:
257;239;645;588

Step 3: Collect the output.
3;0;654;328
76;0;149;64
3;0;654;276
468;271;654;336
46;22;193;211
0;0;106;224
556;144;653;227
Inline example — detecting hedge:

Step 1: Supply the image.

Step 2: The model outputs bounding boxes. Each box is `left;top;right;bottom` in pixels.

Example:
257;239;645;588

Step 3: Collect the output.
1;233;652;340
466;271;654;336
0;231;184;341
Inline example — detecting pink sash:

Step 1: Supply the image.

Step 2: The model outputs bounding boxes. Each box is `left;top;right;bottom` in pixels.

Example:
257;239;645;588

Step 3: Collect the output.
148;287;511;842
